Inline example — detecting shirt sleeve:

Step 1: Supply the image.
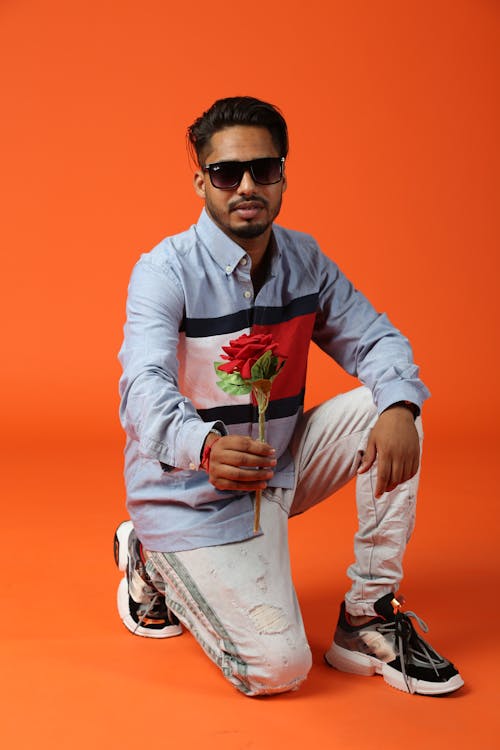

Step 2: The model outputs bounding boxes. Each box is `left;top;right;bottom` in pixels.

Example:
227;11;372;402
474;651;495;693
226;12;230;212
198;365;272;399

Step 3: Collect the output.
118;255;226;469
312;252;430;413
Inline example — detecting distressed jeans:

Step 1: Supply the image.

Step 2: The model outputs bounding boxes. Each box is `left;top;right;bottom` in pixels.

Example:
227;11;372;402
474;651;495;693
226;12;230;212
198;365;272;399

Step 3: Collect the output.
145;386;423;696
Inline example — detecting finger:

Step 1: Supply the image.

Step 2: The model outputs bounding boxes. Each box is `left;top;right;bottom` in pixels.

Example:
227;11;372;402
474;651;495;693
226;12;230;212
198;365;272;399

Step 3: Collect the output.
357;442;376;474
210;466;273;492
220;435;276;456
398;446;419;486
216;449;277;469
400;456;413;487
211;438;276;467
375;456;391;498
213;464;275;481
210;475;272;491
398;458;418;486
388;457;404;491
247;440;276;456
208;463;275;492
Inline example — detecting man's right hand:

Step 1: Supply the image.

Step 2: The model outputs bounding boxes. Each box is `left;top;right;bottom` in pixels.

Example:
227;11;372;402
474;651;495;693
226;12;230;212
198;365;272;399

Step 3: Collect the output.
204;434;276;491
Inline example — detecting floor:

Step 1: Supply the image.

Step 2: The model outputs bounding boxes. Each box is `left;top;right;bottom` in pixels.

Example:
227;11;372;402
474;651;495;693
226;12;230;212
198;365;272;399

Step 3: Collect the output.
1;2;498;747
2;434;498;750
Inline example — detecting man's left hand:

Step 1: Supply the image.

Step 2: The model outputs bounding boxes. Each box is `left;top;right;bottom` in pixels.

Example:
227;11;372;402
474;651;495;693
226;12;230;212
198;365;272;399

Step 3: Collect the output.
357;406;420;498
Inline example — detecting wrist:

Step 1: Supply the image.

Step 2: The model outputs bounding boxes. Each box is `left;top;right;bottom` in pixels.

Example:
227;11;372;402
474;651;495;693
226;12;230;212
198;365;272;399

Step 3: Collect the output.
383;401;420;420
200;429;222;471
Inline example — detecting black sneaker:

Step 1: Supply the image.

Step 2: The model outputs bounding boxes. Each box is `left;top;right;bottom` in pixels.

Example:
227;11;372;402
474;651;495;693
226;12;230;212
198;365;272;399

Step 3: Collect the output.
325;592;464;695
114;520;182;639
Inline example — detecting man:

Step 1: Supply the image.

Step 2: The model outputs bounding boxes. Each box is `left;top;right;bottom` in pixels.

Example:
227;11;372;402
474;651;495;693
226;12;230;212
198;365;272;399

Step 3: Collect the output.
115;96;463;696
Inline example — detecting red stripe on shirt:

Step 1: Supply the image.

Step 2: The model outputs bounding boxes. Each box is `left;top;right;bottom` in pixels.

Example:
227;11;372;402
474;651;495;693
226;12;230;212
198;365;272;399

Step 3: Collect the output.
252;313;316;400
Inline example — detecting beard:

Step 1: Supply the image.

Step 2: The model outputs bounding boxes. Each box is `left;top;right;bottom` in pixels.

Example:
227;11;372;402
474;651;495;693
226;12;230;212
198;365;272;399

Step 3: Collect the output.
205;192;283;243
229;220;272;239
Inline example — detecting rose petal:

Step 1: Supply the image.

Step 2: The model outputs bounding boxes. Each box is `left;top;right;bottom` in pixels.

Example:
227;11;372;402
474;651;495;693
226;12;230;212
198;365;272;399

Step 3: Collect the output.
230;343;266;358
218;332;284;382
240;359;255;379
218;360;244;373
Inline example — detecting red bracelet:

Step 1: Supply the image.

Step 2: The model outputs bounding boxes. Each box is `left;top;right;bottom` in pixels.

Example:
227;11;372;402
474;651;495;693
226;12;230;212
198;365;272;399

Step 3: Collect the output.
201;435;221;472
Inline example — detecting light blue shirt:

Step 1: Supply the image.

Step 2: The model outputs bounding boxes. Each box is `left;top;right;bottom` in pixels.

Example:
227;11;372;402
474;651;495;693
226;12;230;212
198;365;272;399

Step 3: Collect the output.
119;209;430;551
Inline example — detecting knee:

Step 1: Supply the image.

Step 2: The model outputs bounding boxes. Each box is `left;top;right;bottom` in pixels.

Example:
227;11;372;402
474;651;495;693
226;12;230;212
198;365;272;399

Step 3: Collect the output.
238;640;313;697
325;386;377;439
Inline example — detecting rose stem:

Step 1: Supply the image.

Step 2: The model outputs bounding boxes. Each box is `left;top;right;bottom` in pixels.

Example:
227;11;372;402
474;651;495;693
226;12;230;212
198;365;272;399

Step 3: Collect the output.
253;402;266;533
254;492;261;534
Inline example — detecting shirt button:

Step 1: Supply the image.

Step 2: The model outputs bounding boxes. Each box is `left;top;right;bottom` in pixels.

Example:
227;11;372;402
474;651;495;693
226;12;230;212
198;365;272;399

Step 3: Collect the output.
240;257;248;266
189;462;196;470
244;290;252;299
225;265;232;273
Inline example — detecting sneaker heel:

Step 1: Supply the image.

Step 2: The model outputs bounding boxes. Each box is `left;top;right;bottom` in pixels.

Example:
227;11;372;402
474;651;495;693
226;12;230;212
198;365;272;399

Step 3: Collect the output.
114;520;133;571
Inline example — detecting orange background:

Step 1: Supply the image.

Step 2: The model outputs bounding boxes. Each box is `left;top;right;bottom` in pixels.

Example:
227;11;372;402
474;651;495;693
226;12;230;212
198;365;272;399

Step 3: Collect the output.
1;1;499;748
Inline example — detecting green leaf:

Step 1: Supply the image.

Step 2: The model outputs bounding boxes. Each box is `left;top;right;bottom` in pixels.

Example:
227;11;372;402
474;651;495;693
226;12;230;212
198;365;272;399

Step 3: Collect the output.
214;363;248;388
223;372;247;387
215;379;252;396
269;358;286;382
250;356;263;380
251;350;273;380
215;351;286;396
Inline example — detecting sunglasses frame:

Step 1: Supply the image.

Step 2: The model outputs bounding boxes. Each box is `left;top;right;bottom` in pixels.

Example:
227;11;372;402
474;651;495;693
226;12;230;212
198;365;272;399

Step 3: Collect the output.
202;157;285;190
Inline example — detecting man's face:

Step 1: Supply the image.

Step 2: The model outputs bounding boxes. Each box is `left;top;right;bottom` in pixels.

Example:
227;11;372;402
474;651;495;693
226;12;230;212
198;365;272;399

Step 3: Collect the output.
193;125;286;246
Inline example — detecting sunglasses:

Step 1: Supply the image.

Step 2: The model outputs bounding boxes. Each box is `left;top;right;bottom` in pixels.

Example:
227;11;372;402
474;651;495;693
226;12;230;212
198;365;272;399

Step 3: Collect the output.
202;157;285;190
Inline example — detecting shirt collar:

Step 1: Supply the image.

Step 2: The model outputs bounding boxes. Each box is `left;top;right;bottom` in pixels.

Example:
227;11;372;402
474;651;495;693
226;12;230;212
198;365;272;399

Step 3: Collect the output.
195;209;247;276
195;208;283;274
266;231;281;278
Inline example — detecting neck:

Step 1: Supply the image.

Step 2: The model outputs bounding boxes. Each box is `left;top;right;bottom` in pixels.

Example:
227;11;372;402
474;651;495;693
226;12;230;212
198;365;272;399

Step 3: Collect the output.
237;227;273;276
247;232;275;296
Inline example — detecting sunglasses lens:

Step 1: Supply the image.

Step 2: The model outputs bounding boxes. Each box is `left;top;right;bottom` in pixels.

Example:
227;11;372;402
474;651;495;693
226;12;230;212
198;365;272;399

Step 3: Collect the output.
251;158;282;184
210;163;244;189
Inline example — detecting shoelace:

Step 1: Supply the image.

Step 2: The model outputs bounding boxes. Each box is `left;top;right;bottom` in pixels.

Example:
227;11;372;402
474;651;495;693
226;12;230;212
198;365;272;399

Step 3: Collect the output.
378;610;442;693
129;538;170;632
135;591;168;632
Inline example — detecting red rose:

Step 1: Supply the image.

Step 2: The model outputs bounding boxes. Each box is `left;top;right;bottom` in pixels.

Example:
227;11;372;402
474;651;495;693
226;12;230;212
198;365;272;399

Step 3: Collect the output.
218;333;279;380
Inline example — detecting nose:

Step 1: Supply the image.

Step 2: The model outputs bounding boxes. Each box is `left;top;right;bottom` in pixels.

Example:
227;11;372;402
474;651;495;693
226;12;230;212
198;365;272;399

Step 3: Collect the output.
237;168;257;195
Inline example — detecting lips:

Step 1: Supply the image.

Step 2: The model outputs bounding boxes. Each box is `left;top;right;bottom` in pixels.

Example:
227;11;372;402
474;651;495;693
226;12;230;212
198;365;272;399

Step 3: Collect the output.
231;200;265;220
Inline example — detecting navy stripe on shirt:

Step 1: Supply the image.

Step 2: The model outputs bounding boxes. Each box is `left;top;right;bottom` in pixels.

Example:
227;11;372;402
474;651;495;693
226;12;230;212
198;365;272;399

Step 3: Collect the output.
181;294;318;337
197;390;306;425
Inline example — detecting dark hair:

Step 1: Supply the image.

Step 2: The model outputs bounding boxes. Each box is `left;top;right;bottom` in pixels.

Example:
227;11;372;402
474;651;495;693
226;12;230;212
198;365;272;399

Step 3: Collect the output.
187;96;288;165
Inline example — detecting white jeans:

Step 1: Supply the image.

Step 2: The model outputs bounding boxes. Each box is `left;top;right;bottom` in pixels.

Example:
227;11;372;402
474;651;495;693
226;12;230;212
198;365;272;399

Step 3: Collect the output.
145;387;423;696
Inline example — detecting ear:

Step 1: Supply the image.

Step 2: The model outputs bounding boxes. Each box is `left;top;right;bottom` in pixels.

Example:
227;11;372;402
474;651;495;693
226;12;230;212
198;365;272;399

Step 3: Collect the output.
282;169;287;193
193;169;206;198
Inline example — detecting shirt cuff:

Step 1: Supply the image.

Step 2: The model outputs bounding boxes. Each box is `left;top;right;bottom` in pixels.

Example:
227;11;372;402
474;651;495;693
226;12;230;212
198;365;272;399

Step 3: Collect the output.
160;420;227;472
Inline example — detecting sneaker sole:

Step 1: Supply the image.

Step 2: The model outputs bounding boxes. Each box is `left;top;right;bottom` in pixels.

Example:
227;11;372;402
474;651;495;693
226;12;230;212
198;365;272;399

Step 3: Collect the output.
324;642;464;695
117;577;182;638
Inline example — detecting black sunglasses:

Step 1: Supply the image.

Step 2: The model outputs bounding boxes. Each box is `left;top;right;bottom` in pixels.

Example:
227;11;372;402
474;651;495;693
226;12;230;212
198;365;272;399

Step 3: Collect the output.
202;157;285;190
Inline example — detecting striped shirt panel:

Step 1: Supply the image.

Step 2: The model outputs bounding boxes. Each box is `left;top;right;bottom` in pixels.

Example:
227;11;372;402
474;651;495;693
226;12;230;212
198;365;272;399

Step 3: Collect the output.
119;208;430;552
